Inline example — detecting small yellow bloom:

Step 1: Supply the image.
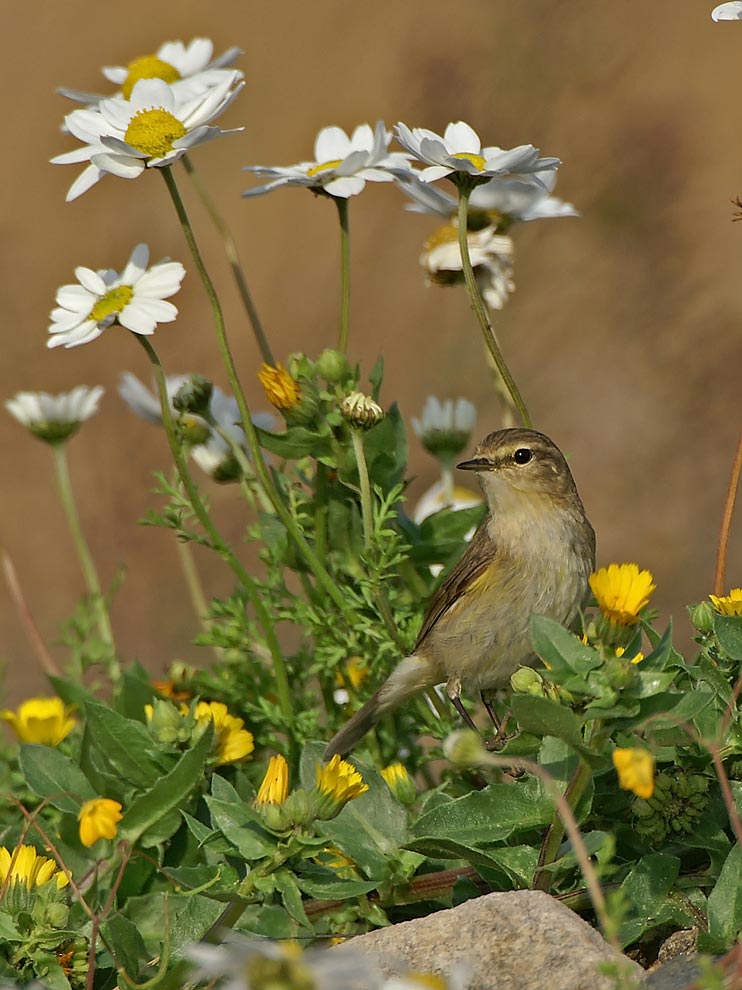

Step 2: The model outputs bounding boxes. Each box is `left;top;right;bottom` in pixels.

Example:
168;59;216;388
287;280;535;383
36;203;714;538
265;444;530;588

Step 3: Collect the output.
258;362;301;411
194;701;255;765
710;588;742;616
152;679;192;702
78;798;123;847
615;646;645;664
316;754;369;804
0;697;76;746
612;747;655;799
589;563;656;625
0;844;68;890
256;754;289;806
335;656;369;692
381;762;417;804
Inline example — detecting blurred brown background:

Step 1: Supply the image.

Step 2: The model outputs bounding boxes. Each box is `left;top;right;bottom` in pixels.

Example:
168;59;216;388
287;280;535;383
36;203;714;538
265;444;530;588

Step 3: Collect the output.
2;0;740;701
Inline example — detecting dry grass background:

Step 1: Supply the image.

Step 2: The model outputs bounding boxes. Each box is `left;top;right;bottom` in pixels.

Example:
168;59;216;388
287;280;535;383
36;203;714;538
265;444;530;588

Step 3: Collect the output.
2;0;741;701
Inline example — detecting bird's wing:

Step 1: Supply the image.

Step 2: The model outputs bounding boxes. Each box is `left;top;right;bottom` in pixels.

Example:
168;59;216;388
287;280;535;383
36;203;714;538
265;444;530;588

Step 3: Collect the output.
414;521;496;649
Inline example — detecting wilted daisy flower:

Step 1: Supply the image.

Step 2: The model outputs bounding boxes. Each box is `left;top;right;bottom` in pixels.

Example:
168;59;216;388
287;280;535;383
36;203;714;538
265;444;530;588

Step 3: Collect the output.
422;225;514;309
395;121;559;185
612;747;655;800
243;121;411;199
412;396;477;463
713;2;742;18
6;386;103;444
53;75;243;201
49;244;185;349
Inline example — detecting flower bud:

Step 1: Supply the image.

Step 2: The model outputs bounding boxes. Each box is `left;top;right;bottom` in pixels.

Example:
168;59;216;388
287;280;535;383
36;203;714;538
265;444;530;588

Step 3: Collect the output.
340;391;385;429
443;729;488;768
144;699;188;745
510;666;546;696
688;601;715;634
173;375;214;417
316;348;351;384
380;762;417;805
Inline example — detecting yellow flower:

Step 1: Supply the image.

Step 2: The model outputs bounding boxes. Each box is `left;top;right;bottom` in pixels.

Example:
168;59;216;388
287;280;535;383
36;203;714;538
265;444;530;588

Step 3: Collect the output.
194;701;255;765
380;762;417;804
612;747;655;799
256;754;289;806
316;754;368;804
710;588;742;616
589;563;656;625
615;646;645;664
335;656;369;692
78;798;123;847
0;697;76;745
258;362;301;410
0;845;68;890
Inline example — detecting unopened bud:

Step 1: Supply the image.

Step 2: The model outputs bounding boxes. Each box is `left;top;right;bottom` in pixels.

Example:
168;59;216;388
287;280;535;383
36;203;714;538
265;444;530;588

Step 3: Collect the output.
689;601;715;634
316;348;351;384
341;391;385;429
510;666;545;696
173;375;213;417
443;729;488;768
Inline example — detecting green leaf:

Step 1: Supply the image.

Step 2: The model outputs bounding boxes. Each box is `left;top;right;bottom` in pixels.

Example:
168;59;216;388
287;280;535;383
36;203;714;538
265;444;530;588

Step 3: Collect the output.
295;868;379;901
636;690;715;729
83;702;163;787
530;615;602;675
359;403;407;489
274;870;312;930
256;425;331;460
707;844;742;949
368;355;384;397
117;663;159;721
101;914;148;978
124;892;224;958
714;615;742;660
205;797;275;860
119;725;212;844
619;853;680;947
510;695;583;748
19;744;96;813
411;778;553;847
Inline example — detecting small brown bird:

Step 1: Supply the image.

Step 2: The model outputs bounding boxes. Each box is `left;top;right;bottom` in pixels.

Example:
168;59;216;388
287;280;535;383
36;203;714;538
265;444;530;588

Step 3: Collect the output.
324;428;595;759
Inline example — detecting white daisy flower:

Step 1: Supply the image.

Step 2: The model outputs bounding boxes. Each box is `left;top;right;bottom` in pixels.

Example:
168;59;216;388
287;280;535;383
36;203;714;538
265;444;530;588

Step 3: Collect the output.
421;224;515;311
52;75;244;201
400;169;577;224
59;38;243;106
243;121;411;199
48;244;185;349
119;372;274;481
712;2;742;18
412;396;477;462
394;120;559;185
6;386;104;444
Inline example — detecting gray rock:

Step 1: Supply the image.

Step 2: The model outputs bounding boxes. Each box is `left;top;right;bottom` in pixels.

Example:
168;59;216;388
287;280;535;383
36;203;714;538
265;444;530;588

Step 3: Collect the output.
337;890;643;990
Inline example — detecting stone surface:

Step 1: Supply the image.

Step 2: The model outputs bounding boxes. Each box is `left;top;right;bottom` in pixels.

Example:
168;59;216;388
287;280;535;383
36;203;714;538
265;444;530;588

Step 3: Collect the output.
337;890;643;990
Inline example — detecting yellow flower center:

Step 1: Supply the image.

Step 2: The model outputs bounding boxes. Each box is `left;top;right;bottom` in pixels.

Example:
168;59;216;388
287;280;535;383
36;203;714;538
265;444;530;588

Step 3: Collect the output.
122;56;181;99
124;108;187;159
452;151;486;170
424;223;459;251
306;159;342;177
88;285;134;324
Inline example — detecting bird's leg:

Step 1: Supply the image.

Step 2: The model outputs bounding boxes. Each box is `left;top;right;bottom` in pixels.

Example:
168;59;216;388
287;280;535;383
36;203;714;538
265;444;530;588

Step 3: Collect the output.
481;689;518;755
480;690;502;732
446;675;479;733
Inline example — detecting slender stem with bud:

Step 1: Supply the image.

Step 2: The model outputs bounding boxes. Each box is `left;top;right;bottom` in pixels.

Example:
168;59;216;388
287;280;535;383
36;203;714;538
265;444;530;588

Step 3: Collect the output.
456;182;531;428
350;428;374;552
133;333;294;734
181;155;274;365
52;444;116;672
160;166;355;622
334;196;351;354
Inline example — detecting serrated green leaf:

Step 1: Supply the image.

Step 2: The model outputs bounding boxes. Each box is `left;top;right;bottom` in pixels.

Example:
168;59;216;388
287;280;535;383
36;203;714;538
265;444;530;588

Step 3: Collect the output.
119;725;212;844
83;702;162;787
510;694;583;747
19;744;96;813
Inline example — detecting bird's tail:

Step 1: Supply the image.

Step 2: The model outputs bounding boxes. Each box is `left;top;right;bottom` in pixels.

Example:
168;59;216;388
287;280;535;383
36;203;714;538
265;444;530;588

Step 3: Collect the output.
323;654;438;760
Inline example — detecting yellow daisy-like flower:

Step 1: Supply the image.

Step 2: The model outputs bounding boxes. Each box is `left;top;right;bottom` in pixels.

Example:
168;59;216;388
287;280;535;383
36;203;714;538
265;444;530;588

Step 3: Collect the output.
710;588;742;616
589;563;656;625
258;362;301;411
612;747;655;799
335;656;369;692
78;798;123;847
0;845;68;890
0;697;76;746
194;701;255;765
256;754;289;806
381;762;417;804
316;754;369;805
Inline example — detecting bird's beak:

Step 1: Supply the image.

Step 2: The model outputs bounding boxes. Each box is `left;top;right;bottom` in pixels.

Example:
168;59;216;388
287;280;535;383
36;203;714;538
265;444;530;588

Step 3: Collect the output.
457;456;489;471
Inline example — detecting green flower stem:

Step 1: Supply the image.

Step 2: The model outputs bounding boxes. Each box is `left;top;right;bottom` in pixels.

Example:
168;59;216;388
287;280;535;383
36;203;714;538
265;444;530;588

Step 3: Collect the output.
314;461;329;565
174;538;223;660
334;195;351;354
160;166;355;623
207;422;274;516
456;183;531;428
133;333;294;735
181;154;275;365
532;755;593;892
351;428;374;552
52;444;116;669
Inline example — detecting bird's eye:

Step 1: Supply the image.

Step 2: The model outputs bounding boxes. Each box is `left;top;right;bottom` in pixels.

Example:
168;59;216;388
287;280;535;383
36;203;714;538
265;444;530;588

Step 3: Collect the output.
513;448;533;465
